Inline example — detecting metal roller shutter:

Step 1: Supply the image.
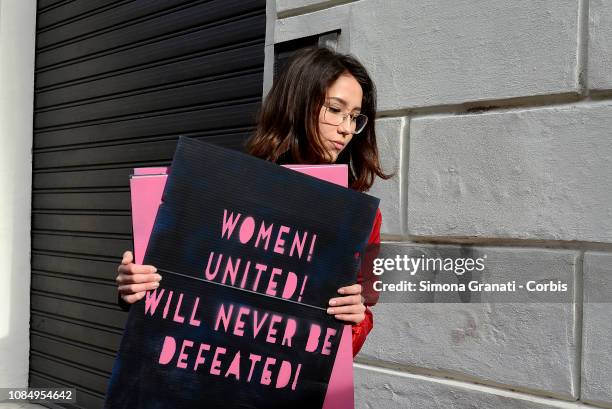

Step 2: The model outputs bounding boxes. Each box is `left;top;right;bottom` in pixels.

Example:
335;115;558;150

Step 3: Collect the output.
29;1;266;408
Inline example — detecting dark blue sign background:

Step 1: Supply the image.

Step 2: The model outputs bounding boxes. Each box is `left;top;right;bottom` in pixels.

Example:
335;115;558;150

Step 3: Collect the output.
104;137;379;408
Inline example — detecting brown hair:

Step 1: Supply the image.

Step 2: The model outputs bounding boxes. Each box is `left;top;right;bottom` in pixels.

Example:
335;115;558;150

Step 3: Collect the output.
246;47;391;192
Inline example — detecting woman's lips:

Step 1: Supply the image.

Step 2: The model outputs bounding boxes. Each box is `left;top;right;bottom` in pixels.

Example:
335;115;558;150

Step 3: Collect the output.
331;141;344;151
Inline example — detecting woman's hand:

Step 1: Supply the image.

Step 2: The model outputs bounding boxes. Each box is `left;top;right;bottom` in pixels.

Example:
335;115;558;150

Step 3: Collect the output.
116;250;162;304
327;283;366;324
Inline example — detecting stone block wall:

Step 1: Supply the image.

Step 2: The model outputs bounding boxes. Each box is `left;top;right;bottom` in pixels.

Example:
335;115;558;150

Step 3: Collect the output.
268;0;612;407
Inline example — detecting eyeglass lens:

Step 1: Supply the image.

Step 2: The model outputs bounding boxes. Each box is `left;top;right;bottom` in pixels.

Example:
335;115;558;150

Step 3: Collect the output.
325;107;368;134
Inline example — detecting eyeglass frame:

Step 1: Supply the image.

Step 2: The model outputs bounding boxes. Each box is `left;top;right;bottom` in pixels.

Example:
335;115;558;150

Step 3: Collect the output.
321;105;369;135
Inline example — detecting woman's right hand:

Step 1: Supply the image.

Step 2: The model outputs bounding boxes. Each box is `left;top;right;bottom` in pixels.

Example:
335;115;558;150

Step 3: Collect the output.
116;250;162;304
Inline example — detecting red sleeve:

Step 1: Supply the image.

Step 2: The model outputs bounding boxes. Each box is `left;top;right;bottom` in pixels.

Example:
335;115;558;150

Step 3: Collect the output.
351;208;382;356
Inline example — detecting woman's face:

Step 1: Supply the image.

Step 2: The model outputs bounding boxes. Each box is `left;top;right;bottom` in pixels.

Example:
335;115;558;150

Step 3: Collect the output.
318;73;363;162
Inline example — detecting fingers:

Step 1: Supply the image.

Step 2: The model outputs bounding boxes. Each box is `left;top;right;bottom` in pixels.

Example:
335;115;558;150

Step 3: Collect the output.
116;271;161;285
337;283;362;295
118;281;160;295
327;303;365;316
121;291;146;304
328;294;362;307
328;283;366;324
116;251;161;306
117;262;158;277
121;251;134;265
116;250;161;305
332;313;365;324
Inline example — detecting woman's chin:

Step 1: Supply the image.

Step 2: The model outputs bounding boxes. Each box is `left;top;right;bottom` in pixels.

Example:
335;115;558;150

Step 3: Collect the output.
326;147;344;163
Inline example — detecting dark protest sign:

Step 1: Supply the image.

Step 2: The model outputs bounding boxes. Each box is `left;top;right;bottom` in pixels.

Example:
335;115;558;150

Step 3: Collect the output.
104;137;379;408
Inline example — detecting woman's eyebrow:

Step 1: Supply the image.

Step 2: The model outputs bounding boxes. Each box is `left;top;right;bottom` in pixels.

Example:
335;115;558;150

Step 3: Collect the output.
328;96;361;111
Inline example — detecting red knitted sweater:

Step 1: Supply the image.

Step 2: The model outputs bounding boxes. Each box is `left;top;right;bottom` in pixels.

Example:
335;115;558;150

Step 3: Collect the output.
351;208;381;356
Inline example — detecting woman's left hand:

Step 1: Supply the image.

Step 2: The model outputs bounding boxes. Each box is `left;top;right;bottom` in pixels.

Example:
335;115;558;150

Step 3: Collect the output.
327;283;366;324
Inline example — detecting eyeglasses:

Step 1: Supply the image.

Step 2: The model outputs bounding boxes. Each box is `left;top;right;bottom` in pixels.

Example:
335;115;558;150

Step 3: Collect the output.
322;105;368;134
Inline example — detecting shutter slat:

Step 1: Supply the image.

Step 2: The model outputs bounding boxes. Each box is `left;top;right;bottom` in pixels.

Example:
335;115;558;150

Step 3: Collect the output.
34;102;260;148
30;1;266;404
37;0;195;49
36;43;262;108
34;71;262;129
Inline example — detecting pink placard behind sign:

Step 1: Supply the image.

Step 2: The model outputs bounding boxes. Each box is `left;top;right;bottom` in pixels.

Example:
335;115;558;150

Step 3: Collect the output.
132;167;169;176
282;164;348;188
130;164;354;409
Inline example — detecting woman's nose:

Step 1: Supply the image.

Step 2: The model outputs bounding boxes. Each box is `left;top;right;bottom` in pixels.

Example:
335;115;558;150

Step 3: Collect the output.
337;117;352;136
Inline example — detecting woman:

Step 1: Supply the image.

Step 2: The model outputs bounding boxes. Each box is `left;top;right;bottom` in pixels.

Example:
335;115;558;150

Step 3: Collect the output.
116;47;389;355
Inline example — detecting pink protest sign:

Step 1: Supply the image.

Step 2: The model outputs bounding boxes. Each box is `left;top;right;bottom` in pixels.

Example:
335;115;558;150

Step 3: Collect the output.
128;163;354;409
